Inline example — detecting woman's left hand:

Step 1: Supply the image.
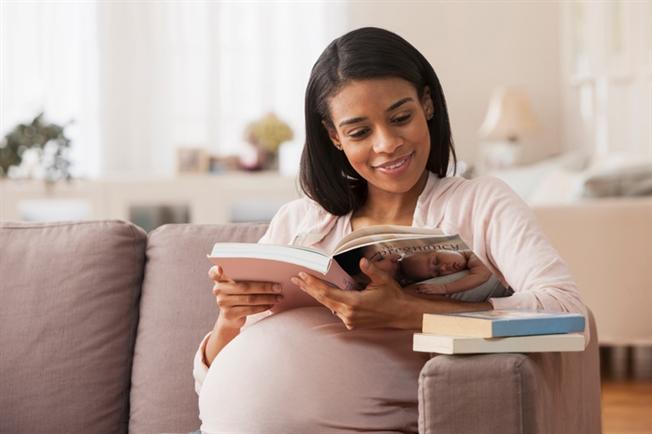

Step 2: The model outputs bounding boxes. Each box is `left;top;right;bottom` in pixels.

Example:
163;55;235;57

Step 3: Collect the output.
291;257;412;330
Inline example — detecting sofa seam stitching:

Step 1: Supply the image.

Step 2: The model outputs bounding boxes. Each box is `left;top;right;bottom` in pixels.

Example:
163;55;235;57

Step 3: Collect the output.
515;357;525;434
420;364;435;434
122;221;146;432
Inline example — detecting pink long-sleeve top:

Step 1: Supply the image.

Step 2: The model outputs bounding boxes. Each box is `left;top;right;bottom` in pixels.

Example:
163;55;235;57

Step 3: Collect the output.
193;173;589;433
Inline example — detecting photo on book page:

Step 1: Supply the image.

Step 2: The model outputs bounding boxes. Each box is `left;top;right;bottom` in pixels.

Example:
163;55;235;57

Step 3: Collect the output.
333;234;514;303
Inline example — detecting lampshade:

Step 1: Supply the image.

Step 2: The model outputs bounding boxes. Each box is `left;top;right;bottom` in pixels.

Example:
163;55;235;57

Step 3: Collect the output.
478;87;541;142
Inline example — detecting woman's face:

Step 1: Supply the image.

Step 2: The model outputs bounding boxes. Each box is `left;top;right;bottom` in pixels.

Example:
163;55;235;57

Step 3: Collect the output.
325;78;433;195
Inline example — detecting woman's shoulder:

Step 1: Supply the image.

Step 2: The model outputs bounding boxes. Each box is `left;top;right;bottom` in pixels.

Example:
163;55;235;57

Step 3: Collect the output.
262;196;338;245
417;174;522;228
275;196;331;221
427;175;522;212
434;175;515;199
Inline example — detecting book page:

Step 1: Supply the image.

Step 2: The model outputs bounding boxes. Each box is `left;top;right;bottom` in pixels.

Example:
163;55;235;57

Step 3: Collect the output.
333;234;512;301
333;233;439;255
210;243;331;273
333;225;444;254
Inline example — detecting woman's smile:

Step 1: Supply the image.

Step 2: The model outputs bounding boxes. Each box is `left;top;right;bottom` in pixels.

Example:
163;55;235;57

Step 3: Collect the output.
372;151;415;176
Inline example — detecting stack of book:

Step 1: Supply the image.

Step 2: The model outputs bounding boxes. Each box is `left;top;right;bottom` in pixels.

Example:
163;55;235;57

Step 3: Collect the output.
413;309;586;354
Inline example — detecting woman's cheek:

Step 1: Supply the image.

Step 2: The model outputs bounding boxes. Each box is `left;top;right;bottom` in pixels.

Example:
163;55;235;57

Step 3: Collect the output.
407;121;430;148
345;146;373;171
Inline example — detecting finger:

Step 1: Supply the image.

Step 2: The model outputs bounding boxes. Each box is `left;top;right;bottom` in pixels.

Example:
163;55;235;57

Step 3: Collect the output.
208;265;235;283
416;284;446;295
359;257;393;285
217;293;283;308
214;281;283;296
404;285;447;300
291;272;352;308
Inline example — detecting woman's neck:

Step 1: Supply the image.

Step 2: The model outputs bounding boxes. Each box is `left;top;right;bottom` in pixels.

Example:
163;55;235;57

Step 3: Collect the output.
352;171;429;229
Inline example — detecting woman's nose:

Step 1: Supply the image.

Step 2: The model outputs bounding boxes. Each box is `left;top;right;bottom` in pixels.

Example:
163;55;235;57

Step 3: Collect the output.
373;126;403;154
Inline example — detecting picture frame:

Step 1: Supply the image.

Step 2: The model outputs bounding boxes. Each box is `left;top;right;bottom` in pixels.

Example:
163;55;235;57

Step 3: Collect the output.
176;147;210;174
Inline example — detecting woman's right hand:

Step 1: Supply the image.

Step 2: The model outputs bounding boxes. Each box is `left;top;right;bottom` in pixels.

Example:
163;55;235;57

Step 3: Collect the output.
209;265;284;330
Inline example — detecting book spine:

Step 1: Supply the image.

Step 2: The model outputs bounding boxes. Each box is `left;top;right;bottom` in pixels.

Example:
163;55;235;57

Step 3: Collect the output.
492;316;586;337
455;334;586;353
413;334;454;354
413;333;586;354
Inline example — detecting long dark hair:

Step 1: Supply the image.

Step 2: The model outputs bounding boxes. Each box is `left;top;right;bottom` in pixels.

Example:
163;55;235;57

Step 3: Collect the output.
299;27;456;216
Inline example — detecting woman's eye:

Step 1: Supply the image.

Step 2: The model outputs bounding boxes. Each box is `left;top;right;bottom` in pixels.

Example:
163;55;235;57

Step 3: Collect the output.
393;114;411;124
349;128;369;138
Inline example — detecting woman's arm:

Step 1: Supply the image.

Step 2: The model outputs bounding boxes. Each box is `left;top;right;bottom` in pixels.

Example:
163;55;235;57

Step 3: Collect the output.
393;291;492;329
203;318;242;366
193;324;240;395
195;200;305;394
460;177;590;346
472;178;587;315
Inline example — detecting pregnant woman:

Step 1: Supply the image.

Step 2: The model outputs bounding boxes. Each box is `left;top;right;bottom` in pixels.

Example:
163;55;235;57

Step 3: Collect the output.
193;27;588;434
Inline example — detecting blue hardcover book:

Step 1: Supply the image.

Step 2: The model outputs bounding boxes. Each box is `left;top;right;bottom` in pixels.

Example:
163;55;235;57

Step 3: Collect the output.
422;309;586;338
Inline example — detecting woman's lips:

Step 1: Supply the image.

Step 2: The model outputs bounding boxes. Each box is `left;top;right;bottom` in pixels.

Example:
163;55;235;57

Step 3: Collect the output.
373;152;414;175
373;152;413;169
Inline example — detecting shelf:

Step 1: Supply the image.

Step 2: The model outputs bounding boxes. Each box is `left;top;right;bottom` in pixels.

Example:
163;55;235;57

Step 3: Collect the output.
0;173;301;226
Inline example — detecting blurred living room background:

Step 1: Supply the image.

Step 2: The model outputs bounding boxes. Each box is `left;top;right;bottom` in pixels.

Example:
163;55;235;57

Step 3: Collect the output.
1;1;651;431
1;2;650;223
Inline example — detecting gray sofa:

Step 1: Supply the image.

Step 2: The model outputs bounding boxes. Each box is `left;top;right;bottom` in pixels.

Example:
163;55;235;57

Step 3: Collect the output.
0;220;602;434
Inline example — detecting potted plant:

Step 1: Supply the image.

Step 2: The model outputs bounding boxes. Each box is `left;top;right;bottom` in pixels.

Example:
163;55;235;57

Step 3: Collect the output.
0;112;73;182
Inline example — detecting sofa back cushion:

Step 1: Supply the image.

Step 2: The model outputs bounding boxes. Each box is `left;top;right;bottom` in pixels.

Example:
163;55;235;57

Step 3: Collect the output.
0;220;146;434
129;223;267;434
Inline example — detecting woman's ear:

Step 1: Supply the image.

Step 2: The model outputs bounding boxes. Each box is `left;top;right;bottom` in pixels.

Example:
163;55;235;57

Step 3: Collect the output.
422;86;434;120
322;120;343;151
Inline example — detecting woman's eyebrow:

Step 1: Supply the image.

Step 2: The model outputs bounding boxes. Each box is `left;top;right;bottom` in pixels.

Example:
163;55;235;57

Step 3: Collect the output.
386;97;414;112
338;97;415;128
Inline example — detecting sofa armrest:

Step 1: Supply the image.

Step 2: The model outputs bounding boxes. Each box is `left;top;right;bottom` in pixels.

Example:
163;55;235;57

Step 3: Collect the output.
417;312;602;434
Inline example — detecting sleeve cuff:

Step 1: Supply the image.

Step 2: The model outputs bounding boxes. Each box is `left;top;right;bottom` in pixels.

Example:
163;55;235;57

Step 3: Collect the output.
489;292;543;311
193;332;212;395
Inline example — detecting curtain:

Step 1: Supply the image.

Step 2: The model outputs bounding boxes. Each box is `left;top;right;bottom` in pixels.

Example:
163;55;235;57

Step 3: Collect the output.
1;1;345;178
0;1;100;177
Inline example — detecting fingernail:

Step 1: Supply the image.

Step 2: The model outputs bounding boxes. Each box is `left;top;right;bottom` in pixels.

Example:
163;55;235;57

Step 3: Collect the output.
298;272;308;279
361;258;369;267
290;277;300;286
273;283;282;292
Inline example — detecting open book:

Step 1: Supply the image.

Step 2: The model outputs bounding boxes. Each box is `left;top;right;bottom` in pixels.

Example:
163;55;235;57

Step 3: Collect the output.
208;225;512;313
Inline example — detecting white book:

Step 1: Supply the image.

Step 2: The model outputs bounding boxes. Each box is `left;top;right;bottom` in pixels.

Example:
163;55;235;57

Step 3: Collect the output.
413;332;585;355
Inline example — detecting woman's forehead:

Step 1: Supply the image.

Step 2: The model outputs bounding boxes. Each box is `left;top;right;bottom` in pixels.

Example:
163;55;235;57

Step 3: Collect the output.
327;78;419;120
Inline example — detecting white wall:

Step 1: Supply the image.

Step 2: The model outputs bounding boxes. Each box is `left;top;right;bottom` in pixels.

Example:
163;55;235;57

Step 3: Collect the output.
343;2;562;165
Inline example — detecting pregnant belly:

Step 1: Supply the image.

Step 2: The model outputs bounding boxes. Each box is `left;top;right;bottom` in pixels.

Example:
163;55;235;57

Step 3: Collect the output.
198;307;429;434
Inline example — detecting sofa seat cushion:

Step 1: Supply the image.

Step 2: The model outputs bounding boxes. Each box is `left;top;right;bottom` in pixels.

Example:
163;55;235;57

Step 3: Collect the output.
0;220;146;434
130;223;267;434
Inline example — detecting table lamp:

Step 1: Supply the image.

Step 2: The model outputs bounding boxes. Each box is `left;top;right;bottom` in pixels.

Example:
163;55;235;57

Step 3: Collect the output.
478;87;541;170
